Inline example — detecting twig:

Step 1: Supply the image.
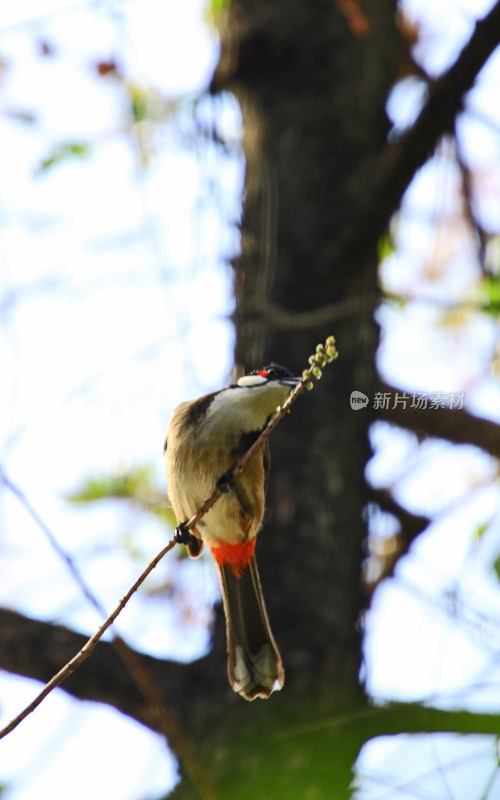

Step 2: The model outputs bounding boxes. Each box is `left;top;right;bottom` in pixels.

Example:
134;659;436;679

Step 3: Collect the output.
453;124;488;274
0;470;108;618
0;470;218;800
321;0;500;273
0;335;338;746
0;538;175;738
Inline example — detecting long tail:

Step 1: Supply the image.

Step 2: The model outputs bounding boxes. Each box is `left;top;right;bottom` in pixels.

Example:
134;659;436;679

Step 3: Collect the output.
215;554;284;701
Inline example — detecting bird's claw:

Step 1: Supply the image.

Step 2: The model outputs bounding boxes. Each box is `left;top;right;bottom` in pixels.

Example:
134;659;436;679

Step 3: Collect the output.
174;523;199;548
216;471;248;519
216;470;234;495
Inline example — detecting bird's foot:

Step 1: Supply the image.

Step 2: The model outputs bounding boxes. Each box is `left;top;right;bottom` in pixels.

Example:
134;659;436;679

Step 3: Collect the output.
216;471;248;519
216;470;234;495
174;522;199;548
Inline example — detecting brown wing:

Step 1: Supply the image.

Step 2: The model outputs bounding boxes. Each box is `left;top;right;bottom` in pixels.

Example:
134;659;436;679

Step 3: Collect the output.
263;440;271;497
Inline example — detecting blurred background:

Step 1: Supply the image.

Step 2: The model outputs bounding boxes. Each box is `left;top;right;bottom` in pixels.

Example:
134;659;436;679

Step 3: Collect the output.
1;0;500;798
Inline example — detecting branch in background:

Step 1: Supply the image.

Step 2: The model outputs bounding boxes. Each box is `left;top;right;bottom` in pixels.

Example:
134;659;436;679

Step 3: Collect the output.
370;488;430;545
241;294;378;331
379;382;500;460
365;488;430;591
278;700;500;740
327;0;500;270
0;608;218;726
454;125;488;274
242;288;500;333
2;608;500;742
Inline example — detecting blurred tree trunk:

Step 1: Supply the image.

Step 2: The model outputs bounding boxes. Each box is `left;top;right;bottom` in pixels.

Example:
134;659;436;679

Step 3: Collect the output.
173;1;398;797
211;0;398;697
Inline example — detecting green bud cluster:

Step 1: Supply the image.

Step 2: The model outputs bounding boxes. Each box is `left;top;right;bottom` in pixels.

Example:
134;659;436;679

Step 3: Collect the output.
300;368;314;390
324;335;338;362
300;335;337;390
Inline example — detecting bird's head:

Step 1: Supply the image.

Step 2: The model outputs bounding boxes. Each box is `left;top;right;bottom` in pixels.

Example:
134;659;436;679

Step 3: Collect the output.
237;363;300;390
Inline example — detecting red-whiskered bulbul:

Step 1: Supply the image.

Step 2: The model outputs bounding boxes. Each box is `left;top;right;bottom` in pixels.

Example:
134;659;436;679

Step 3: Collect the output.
164;363;299;700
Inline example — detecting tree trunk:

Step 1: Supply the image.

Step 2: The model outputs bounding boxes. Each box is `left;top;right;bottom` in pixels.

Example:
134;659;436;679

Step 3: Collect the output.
211;0;398;696
172;2;398;796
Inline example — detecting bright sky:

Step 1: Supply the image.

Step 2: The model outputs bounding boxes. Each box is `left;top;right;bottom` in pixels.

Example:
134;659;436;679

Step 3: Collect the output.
0;1;229;797
1;1;500;799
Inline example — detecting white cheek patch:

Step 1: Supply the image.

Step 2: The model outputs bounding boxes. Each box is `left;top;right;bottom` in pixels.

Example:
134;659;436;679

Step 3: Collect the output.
237;374;267;387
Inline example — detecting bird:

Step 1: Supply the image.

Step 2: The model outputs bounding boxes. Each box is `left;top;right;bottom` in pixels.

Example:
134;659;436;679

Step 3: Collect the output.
164;363;299;700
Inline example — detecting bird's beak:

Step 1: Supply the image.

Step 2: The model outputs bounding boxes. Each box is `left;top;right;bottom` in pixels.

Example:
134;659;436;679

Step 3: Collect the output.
280;376;301;387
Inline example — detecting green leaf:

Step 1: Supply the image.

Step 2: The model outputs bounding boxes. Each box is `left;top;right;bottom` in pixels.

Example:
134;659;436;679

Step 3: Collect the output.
65;465;177;527
35;141;91;174
479;275;500;316
128;84;164;124
206;0;231;25
211;0;231;9
494;555;500;584
130;85;150;123
67;465;154;502
377;231;395;262
473;520;490;542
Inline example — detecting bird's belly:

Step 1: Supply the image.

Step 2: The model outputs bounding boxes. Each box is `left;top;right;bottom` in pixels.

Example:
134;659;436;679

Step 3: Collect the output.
167;448;265;547
198;493;255;545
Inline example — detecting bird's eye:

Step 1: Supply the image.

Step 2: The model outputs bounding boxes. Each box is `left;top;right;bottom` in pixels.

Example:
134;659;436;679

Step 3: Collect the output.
267;368;276;378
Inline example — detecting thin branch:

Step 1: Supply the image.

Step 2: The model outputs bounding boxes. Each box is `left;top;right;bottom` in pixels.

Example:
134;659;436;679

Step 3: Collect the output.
0;469;108;618
454;125;488;273
0;336;338;743
325;0;500;271
108;637;219;800
0;538;175;738
370;487;430;546
0;469;218;800
365;488;431;591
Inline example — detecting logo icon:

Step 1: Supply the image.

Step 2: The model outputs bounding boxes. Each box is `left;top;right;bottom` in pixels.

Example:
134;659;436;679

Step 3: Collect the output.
350;390;369;410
